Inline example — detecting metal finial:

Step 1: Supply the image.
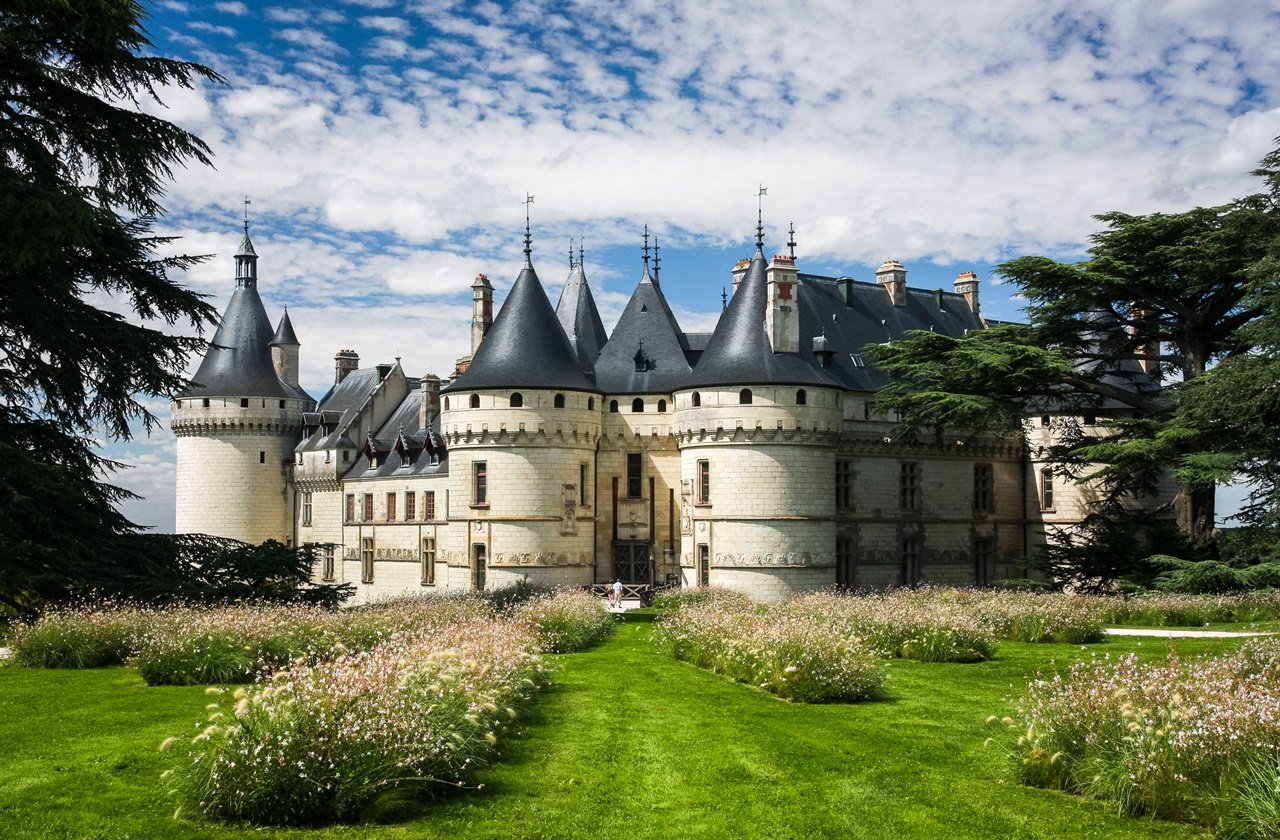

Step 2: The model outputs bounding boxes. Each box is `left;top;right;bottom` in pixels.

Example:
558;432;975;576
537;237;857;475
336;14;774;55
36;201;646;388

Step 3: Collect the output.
578;238;585;269
721;286;728;310
642;224;650;269
788;221;796;258
653;235;661;282
568;238;575;270
523;194;534;266
242;195;252;234
755;185;767;252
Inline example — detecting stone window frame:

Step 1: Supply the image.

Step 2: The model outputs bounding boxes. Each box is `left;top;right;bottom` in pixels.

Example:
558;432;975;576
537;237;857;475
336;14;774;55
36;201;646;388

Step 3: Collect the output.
360;537;374;584
836;460;853;511
473;461;488;507
362;493;374;522
302;491;313;526
1040;468;1055;511
626;452;643;499
385;492;397;522
421;536;436;586
973;463;994;513
899;462;921;511
696;459;711;505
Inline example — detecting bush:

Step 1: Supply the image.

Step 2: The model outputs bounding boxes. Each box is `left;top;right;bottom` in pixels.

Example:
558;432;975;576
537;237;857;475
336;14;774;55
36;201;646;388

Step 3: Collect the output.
510;590;614;653
8;602;149;668
165;620;547;826
1150;557;1248;594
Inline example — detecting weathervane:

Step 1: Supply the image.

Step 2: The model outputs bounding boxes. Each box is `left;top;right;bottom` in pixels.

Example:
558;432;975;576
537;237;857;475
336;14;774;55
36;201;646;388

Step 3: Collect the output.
523;193;534;264
756;185;767;250
788;221;797;259
568;237;575;270
642;223;650;270
653;235;661;282
242;195;252;234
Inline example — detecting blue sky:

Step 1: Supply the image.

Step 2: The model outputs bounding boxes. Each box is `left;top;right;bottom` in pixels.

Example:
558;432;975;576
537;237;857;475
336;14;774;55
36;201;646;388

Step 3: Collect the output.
108;0;1280;530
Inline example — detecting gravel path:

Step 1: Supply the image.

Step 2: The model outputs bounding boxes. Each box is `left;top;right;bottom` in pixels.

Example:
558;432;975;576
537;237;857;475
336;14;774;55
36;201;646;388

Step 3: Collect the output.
1105;627;1273;638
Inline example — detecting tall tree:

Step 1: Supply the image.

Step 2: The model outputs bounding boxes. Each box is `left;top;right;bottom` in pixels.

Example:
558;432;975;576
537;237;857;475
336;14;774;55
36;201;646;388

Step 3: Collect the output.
0;0;221;612
869;175;1279;552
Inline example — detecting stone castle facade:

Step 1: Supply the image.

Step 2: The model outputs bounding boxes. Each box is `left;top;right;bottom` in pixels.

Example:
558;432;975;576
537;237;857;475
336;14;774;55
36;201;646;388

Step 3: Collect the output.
172;221;1141;602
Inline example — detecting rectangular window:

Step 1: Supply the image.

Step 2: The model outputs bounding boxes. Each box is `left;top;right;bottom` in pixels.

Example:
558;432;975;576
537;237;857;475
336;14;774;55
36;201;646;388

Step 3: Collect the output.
580;463;589;506
836;460;853;511
302;491;313;526
363;493;374;522
385;492;396;522
697;459;710;504
421;536;436;585
973;535;993;587
899;462;920;511
321;544;335;582
345;493;355;523
626;453;642;498
836;535;855;587
425;490;437;521
698;543;710;587
1040;469;1054;510
973;464;994;513
473;462;487;505
405;491;416;521
360;537;374;583
901;536;920;586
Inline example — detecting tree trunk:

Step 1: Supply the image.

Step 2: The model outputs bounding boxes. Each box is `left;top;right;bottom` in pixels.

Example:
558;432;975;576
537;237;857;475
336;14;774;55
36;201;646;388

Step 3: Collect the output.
1174;482;1216;547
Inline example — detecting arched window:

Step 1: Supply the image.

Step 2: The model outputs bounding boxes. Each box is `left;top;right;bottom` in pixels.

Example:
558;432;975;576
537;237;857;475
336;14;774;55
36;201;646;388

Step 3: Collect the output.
658;399;667;412
554;393;565;408
443;397;450;411
739;388;753;405
632;398;644;413
796;389;807;405
609;400;619;413
510;392;523;407
588;397;595;411
691;392;701;407
469;394;480;409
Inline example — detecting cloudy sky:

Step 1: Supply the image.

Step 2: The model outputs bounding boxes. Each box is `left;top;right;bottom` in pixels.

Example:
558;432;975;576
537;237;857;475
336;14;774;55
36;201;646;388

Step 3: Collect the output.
109;0;1280;530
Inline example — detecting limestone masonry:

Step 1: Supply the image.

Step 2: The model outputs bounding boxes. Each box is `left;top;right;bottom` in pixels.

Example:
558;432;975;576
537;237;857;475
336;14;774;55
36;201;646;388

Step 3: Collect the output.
172;220;1162;602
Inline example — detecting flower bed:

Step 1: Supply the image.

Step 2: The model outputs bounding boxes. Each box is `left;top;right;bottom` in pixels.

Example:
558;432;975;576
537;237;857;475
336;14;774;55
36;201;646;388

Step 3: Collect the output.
8;601;152;668
165;619;547;826
995;640;1280;838
509;590;615;653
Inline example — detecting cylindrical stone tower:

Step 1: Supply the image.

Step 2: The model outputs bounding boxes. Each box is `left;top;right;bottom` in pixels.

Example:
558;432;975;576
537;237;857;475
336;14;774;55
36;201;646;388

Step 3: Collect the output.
171;223;315;544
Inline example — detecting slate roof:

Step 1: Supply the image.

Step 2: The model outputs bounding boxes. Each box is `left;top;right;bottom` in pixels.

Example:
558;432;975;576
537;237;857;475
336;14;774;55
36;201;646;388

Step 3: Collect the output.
270;309;299;346
555;262;608;374
444;261;598;393
594;265;694;394
297;368;380;452
180;286;313;401
683;249;840;390
349;388;449;478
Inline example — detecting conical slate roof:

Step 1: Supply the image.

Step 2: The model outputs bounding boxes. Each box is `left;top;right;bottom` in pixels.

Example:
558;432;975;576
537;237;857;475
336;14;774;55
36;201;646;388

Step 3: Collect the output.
270;309;299;346
555;262;608;373
594;264;692;393
684;247;837;389
446;262;598;393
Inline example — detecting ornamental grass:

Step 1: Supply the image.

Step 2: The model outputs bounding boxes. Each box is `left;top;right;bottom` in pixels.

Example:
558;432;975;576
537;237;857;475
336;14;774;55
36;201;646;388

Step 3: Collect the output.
509;589;615;653
654;599;885;703
163;619;547;826
8;600;152;668
995;639;1280;838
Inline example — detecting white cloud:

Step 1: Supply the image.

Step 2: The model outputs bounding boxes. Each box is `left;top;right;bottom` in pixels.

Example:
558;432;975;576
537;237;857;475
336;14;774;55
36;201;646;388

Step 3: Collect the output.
213;1;248;15
189;21;236;37
359;15;411;34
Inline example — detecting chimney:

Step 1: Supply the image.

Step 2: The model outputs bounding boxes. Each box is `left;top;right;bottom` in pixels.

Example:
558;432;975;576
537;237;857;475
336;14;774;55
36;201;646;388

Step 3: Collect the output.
419;373;441;427
836;276;854;306
766;253;800;354
876;260;907;307
334;349;359;384
954;271;980;316
472;273;493;356
1131;305;1160;377
731;258;750;293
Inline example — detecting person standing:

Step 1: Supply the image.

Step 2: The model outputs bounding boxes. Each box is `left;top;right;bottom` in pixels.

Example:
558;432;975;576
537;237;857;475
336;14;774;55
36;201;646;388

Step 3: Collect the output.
612;579;624;610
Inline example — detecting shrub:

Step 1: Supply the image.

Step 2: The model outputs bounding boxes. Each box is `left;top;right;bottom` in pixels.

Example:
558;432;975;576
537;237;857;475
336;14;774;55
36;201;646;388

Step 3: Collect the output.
510;590;614;653
650;587;753;612
8;602;150;668
165;619;547;826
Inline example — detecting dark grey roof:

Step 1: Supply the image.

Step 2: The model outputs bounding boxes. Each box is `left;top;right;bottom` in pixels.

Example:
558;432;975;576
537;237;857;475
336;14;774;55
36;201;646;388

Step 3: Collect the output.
237;230;256;257
555;263;608;373
594;267;693;394
297;368;381;451
444;262;598;393
349;389;448;478
180;285;313;401
792;274;986;392
683;250;839;390
270;309;299;346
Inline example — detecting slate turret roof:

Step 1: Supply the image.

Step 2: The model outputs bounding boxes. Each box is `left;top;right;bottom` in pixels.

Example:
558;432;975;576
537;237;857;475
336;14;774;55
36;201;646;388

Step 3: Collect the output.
270;309;299;346
180;229;312;402
444;259;598;393
683;247;839;390
593;263;694;394
555;261;608;374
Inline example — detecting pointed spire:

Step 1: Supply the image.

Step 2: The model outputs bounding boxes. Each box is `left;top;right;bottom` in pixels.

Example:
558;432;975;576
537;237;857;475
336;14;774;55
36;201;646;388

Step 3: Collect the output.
642;224;650;271
235;196;258;289
653;235;661;284
523;193;534;268
788;221;797;259
578;239;585;268
568;238;575;270
270;307;299;346
755;185;767;255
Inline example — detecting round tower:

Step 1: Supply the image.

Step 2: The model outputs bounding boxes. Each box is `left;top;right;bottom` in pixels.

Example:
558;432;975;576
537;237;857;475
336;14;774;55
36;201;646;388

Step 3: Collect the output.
439;230;601;591
171;221;315;544
673;240;842;602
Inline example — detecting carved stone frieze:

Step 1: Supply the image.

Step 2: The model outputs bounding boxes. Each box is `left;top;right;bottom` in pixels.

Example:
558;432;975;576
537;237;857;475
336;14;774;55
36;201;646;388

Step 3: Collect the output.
713;551;834;568
490;551;591;567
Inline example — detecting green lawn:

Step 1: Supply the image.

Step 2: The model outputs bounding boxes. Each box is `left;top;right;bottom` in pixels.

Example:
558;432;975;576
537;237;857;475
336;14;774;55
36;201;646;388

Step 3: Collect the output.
0;613;1238;839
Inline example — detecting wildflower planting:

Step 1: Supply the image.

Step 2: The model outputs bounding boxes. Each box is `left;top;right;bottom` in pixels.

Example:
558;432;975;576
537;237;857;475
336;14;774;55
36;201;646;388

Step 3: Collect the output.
996;639;1280;838
509;589;615;653
654;599;886;702
164;618;548;826
8;600;152;668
